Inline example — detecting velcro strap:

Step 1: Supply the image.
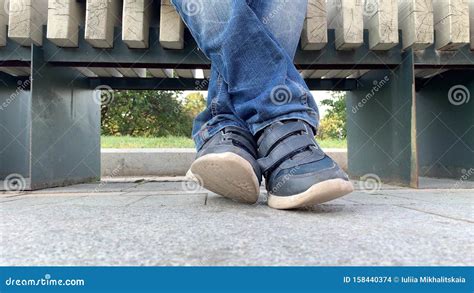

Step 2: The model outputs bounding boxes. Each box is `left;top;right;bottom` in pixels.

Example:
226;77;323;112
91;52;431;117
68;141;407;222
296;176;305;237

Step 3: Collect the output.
258;122;307;157
223;132;257;157
257;134;315;173
224;126;255;144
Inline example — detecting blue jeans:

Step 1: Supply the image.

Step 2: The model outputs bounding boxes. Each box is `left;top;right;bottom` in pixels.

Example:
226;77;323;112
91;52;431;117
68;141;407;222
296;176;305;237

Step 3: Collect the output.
171;0;319;150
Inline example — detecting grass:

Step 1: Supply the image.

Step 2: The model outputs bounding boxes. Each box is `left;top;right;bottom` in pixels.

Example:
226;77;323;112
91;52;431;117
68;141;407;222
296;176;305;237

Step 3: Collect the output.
101;135;347;149
317;138;347;149
101;136;196;149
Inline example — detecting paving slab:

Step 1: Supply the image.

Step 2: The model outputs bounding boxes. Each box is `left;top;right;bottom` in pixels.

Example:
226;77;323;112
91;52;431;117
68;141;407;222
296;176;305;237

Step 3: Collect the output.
0;180;472;266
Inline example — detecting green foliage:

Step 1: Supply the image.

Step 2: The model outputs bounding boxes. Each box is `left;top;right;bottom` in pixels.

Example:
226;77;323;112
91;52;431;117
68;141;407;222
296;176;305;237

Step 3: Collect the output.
317;92;347;140
101;90;193;137
183;92;206;117
100;89;348;141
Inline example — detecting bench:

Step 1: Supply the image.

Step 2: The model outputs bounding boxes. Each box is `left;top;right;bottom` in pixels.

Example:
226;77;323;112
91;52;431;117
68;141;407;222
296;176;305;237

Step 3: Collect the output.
0;0;473;190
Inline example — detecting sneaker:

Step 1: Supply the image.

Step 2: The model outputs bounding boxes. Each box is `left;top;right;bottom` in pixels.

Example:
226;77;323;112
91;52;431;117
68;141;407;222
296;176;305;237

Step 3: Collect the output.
187;126;261;203
257;120;353;209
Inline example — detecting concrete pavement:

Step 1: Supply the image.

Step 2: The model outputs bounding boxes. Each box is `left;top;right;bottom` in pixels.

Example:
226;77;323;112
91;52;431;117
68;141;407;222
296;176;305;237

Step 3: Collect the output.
0;178;472;266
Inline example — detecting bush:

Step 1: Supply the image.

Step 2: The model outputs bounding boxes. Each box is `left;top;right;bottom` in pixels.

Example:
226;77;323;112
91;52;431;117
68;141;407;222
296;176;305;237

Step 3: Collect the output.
101;90;193;137
316;92;347;140
183;92;206;118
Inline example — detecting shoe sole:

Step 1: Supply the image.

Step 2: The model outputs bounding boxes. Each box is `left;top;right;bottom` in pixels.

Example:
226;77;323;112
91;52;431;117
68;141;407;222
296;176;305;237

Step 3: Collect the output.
268;178;354;210
187;152;260;204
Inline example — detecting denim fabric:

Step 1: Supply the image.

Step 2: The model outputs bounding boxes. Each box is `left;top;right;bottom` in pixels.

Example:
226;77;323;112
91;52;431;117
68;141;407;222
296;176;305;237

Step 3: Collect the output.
171;0;319;150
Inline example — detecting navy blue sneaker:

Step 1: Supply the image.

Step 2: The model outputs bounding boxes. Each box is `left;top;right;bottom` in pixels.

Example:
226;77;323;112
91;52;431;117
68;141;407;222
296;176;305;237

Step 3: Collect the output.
257;120;353;209
187;126;262;203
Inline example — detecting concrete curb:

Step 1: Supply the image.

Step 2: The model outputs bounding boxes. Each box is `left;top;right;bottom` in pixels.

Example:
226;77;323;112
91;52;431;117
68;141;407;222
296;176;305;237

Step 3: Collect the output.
101;148;348;177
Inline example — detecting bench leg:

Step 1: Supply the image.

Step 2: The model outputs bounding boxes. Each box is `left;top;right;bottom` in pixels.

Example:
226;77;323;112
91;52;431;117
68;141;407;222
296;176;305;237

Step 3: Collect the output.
0;46;100;191
28;45;100;190
0;73;31;190
416;70;474;182
346;50;418;187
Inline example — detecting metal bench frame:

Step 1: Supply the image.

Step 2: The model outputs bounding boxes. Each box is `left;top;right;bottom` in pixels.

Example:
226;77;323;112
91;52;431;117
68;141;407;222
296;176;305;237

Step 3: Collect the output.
1;25;473;190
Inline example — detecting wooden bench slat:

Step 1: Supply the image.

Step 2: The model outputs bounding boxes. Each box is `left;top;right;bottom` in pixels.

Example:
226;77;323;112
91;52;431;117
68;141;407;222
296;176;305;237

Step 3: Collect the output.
0;0;8;46
301;0;327;50
300;70;315;78
0;66;30;76
202;69;211;79
175;69;197;78
310;70;331;78
85;0;121;48
47;0;84;47
75;67;98;77
470;0;474;50
324;69;354;78
159;0;184;49
415;68;448;78
148;68;174;78
328;0;364;50
365;0;399;50
122;0;151;49
398;0;434;50
8;0;47;46
117;68;147;78
433;0;470;50
89;67;123;77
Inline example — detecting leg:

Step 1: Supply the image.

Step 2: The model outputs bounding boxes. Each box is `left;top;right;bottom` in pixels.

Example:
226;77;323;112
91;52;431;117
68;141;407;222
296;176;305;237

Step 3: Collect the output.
176;0;353;208
192;0;311;149
172;0;318;138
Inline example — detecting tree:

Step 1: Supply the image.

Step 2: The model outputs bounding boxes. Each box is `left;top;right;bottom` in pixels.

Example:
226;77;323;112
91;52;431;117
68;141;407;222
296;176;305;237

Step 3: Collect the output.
317;91;347;139
101;90;193;137
183;92;206;117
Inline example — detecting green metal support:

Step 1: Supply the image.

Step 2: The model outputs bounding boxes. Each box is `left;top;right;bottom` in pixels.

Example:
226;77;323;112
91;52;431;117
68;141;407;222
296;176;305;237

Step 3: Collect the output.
416;70;474;180
0;46;101;190
346;50;418;187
